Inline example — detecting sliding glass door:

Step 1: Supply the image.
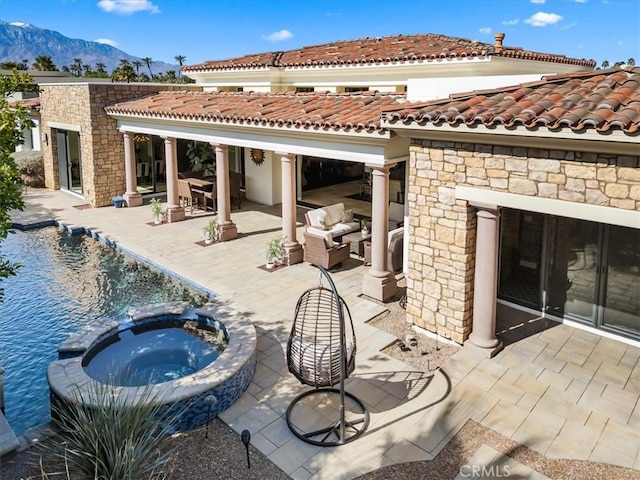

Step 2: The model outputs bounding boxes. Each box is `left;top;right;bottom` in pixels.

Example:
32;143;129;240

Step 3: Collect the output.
499;209;640;340
56;130;82;194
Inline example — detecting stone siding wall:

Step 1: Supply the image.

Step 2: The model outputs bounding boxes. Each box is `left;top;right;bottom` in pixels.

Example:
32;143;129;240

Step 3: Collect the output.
40;83;200;206
407;140;640;344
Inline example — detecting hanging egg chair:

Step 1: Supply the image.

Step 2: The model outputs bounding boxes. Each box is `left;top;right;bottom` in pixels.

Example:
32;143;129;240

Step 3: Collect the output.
285;266;369;446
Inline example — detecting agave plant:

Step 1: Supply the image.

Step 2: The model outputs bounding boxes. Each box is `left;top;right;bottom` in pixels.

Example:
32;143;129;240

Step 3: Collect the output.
41;382;179;480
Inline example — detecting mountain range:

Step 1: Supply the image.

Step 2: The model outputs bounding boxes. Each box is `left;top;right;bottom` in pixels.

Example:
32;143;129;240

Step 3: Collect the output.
0;21;177;74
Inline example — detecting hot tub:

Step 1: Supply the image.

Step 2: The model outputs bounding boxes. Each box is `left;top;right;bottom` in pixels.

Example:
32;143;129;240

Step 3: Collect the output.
47;301;256;433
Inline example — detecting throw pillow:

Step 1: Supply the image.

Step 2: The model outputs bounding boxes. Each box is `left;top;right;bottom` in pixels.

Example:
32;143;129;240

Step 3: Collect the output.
341;209;354;223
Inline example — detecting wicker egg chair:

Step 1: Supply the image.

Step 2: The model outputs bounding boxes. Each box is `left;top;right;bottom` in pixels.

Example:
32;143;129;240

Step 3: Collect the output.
285;266;369;446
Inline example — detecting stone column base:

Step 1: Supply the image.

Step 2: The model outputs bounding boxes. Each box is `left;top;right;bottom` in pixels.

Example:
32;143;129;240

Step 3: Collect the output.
463;338;504;358
219;222;238;241
362;271;397;301
167;207;185;223
284;242;303;265
124;192;143;207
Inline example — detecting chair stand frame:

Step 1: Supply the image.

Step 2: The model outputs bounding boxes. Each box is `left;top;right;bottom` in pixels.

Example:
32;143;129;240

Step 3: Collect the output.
285;266;369;446
286;388;369;446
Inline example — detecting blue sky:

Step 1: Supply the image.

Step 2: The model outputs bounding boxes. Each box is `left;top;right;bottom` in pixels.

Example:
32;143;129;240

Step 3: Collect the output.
0;0;638;67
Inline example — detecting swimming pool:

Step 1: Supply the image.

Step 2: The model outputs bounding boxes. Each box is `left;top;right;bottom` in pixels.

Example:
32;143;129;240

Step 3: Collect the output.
0;227;213;435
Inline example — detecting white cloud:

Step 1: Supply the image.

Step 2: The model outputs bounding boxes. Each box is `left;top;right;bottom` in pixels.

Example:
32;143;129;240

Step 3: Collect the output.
525;12;563;27
574;0;587;3
95;38;119;47
531;0;546;3
561;22;577;29
479;27;492;34
502;19;519;26
97;0;160;14
263;29;293;42
9;21;31;27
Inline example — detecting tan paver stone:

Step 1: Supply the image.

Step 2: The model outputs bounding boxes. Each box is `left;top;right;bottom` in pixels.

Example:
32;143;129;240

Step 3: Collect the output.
590;337;628;365
517;391;542;413
601;383;640;410
590;443;636;469
560;361;597;384
384;438;433;463
511;417;557;455
527;404;567;435
597;420;640;459
554;337;594;366
268;438;322;475
480;400;529;438
618;347;640;369
291;466;314;480
514;373;549;397
536;368;573;390
534;351;567;373
250;431;279;456
488;378;525;404
593;362;634;388
538;325;573;346
547;423;597;461
563;378;589;403
259;417;296;448
226;402;281;433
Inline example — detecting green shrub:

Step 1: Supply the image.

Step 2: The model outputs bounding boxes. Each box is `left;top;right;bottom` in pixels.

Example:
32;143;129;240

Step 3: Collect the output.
11;150;45;187
42;382;178;479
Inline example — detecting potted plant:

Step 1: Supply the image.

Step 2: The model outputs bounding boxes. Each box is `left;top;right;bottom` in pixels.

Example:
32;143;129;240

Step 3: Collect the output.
203;217;219;244
112;195;125;208
150;197;164;224
265;234;285;269
360;219;370;236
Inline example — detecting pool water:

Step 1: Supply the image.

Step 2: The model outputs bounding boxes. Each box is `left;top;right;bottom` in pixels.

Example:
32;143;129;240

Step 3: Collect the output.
0;228;211;435
83;320;228;386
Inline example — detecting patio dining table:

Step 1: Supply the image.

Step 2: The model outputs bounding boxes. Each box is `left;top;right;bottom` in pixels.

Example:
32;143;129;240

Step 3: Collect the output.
186;177;215;192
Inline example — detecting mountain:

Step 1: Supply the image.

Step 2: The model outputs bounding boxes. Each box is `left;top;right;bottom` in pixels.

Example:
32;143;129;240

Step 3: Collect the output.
0;21;177;74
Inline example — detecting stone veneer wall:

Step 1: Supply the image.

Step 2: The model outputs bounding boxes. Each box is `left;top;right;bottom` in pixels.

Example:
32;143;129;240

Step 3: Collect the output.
40;83;200;207
407;140;640;344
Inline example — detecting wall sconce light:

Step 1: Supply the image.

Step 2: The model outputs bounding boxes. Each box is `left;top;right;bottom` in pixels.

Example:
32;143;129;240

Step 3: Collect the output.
41;132;48;145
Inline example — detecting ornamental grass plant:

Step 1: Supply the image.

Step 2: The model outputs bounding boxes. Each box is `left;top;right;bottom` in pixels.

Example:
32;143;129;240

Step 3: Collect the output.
39;382;180;480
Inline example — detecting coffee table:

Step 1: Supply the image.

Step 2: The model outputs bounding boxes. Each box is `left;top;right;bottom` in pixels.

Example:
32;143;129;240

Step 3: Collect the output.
343;231;372;258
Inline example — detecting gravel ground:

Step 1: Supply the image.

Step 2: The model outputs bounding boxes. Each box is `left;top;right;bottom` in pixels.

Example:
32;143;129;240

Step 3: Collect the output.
3;278;638;479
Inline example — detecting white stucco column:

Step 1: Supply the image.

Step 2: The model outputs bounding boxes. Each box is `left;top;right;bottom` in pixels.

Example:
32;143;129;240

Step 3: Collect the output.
213;144;237;241
163;136;185;222
122;132;142;207
465;204;503;358
280;152;303;265
362;164;397;301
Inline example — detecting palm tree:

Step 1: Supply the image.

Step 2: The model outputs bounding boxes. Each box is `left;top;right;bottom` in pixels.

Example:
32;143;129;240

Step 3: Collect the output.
69;57;83;77
132;60;143;77
142;57;153;77
32;55;58;71
174;55;186;78
95;62;108;76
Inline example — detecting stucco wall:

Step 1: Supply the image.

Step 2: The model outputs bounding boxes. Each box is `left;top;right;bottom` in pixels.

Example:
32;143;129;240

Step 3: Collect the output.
407;140;640;344
40;83;199;207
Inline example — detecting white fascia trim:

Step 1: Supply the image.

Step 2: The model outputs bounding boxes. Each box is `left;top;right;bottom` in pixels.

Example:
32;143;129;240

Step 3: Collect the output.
456;186;640;229
46;121;81;132
116;119;390;165
384;120;632;144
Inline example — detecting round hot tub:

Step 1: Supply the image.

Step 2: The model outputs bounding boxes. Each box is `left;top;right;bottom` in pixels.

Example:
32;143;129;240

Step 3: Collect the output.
48;301;256;433
83;318;229;386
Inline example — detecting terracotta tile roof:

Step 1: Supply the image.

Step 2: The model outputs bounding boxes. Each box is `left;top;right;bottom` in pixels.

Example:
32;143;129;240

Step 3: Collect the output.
9;97;40;110
105;90;405;133
183;33;595;72
381;66;640;134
